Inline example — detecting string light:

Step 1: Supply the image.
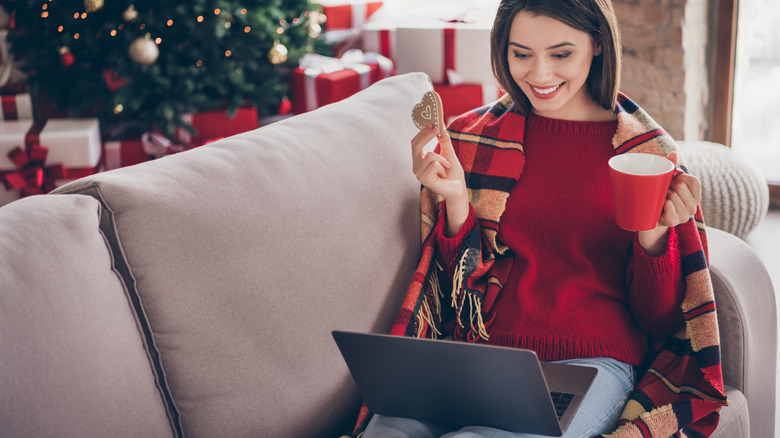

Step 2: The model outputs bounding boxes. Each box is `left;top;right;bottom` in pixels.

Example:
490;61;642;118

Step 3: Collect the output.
244;26;251;33
214;8;220;15
154;37;161;44
167;19;173;26
73;33;80;39
225;50;232;57
197;16;204;22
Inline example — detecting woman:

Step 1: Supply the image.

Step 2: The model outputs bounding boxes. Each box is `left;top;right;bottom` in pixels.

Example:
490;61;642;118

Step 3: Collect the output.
358;0;727;437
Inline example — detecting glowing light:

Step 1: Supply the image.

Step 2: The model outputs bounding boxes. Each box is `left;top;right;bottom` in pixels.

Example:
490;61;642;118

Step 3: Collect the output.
240;9;247;14
73;12;79;19
140;24;146;30
197;16;204;22
81;12;86;19
167;19;173;26
110;30;117;36
225;50;232;57
214;8;220;15
41;11;49;18
276;27;283;35
155;37;161;44
57;26;63;32
196;60;203;67
244;26;251;33
73;33;80;39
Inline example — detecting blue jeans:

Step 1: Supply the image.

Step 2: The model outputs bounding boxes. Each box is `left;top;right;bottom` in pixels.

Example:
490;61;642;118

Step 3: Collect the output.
363;357;635;438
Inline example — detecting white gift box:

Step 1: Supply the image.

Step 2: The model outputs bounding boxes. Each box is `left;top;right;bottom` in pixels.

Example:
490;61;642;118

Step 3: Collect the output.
395;19;494;85
0;93;33;121
0;118;101;206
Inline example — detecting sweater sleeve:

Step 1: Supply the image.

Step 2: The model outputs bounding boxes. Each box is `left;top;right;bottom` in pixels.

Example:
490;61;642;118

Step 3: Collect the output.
434;201;477;279
626;226;686;341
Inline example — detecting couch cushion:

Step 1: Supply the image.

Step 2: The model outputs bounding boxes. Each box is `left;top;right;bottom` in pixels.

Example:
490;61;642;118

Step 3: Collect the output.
711;386;749;437
0;194;174;437
54;73;434;437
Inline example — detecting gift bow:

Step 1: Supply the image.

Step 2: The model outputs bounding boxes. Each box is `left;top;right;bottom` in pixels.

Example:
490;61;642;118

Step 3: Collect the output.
1;143;67;197
140;131;223;158
298;50;393;112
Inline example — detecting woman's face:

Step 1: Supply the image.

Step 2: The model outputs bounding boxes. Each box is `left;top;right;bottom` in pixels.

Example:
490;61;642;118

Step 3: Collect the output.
507;11;602;120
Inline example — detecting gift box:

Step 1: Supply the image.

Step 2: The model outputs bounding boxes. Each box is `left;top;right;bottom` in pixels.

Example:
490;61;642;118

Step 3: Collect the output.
361;22;396;61
434;83;503;125
316;0;383;31
0;93;33;121
176;107;259;147
291;50;394;114
394;12;495;85
103;138;148;170
0;118;102;206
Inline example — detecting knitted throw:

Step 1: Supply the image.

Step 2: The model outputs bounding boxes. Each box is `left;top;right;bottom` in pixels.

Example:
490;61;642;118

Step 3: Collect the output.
351;93;728;437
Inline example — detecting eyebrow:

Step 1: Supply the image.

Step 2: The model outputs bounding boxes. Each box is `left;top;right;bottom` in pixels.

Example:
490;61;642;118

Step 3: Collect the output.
508;42;575;50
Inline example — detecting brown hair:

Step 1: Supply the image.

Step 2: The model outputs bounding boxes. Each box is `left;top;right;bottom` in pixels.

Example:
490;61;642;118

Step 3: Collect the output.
490;0;622;114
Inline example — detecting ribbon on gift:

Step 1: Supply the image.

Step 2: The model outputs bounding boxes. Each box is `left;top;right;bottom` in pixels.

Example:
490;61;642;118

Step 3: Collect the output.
0;93;33;121
1;121;67;197
340;49;394;79
0;120;101;197
299;52;374;112
140;131;224;159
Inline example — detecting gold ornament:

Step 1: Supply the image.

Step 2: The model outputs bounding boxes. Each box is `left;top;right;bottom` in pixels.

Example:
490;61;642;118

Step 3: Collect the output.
123;5;138;22
84;0;104;13
128;35;159;65
268;40;287;65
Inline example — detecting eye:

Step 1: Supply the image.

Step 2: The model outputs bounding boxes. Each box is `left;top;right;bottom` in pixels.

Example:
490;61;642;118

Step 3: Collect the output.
512;51;530;60
553;52;571;60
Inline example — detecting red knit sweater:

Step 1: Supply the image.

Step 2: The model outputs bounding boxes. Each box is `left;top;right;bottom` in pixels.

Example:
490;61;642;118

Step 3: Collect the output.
436;113;685;366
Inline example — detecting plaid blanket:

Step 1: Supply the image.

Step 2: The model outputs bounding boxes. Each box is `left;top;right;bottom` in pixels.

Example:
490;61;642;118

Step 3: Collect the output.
351;93;727;437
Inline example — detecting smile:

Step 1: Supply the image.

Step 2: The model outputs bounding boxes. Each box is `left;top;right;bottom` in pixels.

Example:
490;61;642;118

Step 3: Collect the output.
531;83;563;95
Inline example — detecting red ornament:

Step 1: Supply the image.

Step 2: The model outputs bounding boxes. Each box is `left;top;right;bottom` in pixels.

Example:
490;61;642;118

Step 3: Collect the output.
277;97;292;115
60;52;75;67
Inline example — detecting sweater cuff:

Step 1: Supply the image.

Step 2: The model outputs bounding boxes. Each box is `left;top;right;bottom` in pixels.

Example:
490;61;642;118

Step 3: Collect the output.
632;226;681;269
435;201;477;263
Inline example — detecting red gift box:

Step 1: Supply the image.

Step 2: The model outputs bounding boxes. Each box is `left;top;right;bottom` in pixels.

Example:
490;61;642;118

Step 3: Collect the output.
318;1;383;30
434;83;503;126
0;93;33;121
291;51;394;114
103;138;148;170
177;107;259;146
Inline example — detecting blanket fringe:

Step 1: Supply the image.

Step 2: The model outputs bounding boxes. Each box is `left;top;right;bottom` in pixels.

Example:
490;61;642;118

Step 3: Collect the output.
452;248;489;340
416;261;444;338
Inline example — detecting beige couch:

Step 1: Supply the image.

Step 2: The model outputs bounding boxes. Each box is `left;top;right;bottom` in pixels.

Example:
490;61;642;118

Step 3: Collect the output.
0;73;775;437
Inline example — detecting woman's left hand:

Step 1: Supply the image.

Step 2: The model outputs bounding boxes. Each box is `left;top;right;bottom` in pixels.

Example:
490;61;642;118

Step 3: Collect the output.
658;151;702;228
637;151;702;255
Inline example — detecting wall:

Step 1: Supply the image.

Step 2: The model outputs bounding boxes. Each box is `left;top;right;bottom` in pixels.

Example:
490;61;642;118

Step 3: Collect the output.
613;0;712;141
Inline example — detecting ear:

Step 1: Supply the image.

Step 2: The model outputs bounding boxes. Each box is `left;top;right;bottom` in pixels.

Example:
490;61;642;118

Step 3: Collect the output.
592;36;603;56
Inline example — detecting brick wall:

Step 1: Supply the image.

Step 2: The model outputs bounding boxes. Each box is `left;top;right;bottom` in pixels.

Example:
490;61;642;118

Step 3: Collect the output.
613;0;712;141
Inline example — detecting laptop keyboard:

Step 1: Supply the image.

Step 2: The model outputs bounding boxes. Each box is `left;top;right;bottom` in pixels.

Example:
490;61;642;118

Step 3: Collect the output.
550;392;575;419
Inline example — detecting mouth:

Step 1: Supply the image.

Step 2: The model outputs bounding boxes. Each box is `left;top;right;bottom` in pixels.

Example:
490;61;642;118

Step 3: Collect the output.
529;82;564;99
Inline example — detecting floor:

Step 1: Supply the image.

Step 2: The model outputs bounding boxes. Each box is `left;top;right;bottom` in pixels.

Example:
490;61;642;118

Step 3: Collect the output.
743;207;780;434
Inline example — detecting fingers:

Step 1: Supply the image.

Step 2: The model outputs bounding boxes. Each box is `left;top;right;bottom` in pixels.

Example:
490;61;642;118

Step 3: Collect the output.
418;160;448;188
411;125;438;161
660;173;701;227
413;149;451;178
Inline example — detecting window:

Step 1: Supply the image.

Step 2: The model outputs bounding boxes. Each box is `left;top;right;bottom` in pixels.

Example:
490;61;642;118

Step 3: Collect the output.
731;0;780;184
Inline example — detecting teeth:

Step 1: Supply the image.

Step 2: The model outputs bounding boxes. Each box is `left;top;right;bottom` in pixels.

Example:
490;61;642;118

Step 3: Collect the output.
532;84;561;95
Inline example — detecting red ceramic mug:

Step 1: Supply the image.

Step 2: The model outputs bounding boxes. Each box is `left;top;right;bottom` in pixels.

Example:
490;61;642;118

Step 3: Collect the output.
608;153;677;232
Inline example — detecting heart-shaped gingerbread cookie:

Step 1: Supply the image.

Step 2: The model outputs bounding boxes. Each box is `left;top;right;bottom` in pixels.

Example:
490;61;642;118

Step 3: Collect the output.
411;90;445;136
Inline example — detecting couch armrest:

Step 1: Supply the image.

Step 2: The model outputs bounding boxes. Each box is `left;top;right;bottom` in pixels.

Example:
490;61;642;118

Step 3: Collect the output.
708;227;776;438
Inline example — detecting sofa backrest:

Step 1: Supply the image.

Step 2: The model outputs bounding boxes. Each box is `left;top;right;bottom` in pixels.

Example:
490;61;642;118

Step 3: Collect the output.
0;194;175;437
52;72;432;437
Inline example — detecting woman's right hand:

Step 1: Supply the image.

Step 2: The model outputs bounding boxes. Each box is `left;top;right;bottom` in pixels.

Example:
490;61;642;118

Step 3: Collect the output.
411;125;470;236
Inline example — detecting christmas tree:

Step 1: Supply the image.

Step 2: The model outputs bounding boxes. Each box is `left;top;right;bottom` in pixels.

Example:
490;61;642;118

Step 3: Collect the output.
6;0;328;138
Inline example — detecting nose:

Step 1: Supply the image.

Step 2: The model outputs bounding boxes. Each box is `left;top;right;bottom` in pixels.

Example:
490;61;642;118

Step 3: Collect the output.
529;59;553;83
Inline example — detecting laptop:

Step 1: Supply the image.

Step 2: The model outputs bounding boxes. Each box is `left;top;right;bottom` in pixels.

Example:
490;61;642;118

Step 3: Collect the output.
332;330;598;437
